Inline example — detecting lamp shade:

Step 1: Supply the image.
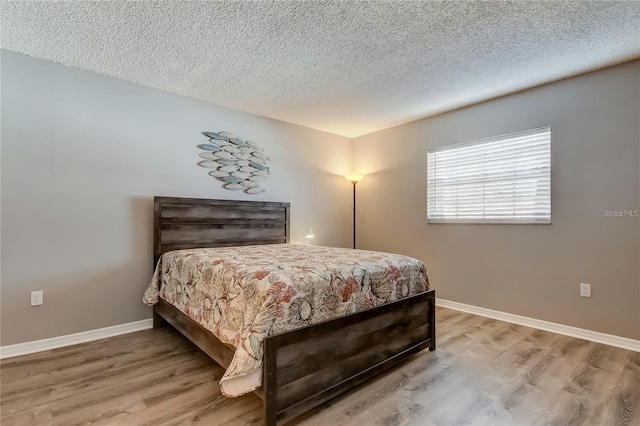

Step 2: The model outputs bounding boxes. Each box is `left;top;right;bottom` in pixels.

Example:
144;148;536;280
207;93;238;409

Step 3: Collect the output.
345;173;366;183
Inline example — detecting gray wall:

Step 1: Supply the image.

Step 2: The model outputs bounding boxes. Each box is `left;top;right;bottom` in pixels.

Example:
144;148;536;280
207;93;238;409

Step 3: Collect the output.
0;51;353;346
353;60;640;340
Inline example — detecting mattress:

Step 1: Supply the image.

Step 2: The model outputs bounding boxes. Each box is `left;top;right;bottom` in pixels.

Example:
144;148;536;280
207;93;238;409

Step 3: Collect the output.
143;244;428;397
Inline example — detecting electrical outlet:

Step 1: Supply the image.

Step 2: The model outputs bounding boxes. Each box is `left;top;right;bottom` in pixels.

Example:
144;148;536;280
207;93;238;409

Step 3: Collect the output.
580;283;591;298
31;291;43;306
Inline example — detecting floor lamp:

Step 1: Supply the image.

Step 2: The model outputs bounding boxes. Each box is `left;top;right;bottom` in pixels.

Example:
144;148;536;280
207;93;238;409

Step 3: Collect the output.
345;173;365;249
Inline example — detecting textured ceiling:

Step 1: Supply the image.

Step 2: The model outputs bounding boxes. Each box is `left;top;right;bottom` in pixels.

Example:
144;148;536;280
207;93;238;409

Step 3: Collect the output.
2;1;640;138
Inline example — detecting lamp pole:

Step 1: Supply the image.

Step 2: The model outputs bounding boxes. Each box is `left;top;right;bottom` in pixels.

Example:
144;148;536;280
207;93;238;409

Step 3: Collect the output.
352;181;357;249
345;173;365;250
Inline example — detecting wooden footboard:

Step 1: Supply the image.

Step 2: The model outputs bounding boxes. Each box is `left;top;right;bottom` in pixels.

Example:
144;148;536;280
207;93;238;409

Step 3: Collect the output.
262;289;435;425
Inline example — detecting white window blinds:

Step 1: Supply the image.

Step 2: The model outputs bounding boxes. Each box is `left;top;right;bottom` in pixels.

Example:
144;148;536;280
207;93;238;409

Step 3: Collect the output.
427;127;551;224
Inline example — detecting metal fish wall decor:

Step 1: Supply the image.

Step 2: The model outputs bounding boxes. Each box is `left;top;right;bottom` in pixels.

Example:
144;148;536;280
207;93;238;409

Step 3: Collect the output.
197;131;270;194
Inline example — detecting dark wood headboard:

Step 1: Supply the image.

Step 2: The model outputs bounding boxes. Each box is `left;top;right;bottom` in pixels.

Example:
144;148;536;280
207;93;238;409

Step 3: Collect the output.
154;197;290;266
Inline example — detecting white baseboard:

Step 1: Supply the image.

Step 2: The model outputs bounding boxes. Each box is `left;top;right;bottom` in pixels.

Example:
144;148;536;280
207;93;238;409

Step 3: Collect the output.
436;299;640;352
0;318;153;359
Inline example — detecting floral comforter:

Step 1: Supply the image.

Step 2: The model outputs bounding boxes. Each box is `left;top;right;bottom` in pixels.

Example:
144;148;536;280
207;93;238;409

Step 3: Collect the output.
143;244;428;397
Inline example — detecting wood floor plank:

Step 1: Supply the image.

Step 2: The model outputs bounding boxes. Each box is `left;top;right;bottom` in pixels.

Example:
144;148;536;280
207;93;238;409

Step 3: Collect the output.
0;404;51;426
1;334;192;401
1;308;638;425
218;405;263;426
39;392;146;426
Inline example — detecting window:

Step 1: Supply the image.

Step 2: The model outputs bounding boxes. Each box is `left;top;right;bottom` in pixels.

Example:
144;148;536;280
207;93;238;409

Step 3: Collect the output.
427;127;551;224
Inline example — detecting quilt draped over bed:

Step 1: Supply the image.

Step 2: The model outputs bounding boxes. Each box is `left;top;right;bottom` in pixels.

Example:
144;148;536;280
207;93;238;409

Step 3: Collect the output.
143;244;428;397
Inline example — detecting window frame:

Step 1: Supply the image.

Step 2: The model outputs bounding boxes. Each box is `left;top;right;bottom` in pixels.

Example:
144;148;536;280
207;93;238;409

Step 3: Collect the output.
427;127;551;225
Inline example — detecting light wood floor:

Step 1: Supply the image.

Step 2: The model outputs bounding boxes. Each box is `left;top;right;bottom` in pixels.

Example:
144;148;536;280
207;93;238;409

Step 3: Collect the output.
1;307;638;425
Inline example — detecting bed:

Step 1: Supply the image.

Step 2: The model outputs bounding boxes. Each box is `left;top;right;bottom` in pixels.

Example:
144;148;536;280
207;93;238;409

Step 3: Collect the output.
146;196;436;425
